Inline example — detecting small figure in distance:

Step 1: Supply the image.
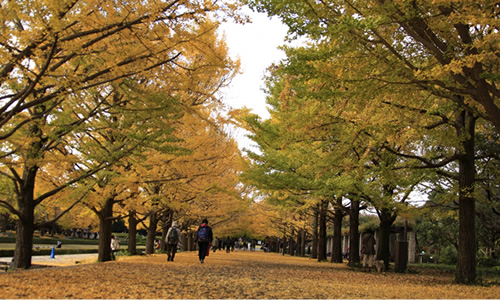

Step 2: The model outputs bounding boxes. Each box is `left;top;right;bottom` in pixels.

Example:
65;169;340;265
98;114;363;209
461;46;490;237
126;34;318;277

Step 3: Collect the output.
361;228;376;272
111;235;120;260
212;237;219;253
166;221;181;262
194;218;213;264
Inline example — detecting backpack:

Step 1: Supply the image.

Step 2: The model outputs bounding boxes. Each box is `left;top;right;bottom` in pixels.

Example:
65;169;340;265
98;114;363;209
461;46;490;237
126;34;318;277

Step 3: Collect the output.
197;226;209;242
167;228;178;244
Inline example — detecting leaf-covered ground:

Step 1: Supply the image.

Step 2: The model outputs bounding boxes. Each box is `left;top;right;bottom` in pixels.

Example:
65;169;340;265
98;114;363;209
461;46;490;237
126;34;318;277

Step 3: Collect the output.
0;251;498;298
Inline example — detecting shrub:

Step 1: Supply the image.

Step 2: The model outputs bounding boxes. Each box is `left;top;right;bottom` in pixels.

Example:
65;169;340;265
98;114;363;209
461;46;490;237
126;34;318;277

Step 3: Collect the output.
440;245;457;265
477;255;500;268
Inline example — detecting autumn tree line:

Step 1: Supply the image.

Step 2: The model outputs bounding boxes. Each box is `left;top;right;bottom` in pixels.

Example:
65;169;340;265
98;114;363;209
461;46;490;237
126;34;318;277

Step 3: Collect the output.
0;0;498;286
0;0;257;269
233;0;499;285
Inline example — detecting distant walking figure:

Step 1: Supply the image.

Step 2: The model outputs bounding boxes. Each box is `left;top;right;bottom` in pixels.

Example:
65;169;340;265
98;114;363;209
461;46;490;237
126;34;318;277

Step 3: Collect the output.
166;221;181;262
195;219;213;263
111;235;120;260
361;229;376;272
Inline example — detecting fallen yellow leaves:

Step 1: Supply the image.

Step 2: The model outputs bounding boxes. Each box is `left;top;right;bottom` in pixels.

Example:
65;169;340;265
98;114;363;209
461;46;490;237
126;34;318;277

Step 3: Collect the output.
0;251;498;299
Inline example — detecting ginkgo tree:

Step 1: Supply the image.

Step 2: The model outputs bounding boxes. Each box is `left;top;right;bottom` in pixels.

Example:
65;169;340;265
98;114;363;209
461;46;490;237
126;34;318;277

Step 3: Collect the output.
163;109;249;240
0;0;242;268
237;54;428;266
102;105;248;257
245;0;498;283
76;40;241;261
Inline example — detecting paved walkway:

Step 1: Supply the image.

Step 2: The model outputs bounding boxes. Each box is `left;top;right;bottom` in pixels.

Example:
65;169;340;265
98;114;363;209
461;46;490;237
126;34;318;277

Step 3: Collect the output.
0;253;98;267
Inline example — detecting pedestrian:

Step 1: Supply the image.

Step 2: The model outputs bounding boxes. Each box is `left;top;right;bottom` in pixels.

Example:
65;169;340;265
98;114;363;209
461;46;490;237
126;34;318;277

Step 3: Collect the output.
166;221;181;261
361;229;376;272
195;218;213;263
212;237;219;253
111;235;120;260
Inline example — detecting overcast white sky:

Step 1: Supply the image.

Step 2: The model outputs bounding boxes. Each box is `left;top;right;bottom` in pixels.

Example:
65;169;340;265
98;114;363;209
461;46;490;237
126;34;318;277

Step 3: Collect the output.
218;8;289;150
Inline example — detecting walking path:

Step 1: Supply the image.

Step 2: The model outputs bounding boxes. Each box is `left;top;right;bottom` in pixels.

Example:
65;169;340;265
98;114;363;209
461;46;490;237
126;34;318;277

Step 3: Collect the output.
0;253;98;267
1;252;498;298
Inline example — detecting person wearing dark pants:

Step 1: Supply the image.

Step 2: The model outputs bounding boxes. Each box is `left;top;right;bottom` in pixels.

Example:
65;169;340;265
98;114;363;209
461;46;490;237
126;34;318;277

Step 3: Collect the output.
195;219;213;263
166;221;181;262
111;235;120;260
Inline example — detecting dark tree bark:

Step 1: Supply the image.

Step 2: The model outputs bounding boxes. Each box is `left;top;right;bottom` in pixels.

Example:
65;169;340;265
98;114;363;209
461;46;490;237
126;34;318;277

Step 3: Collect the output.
145;212;159;254
301;230;306;257
289;230;295;256
14;206;35;269
330;203;343;263
127;210;137;255
187;231;194;251
12;121;42;269
161;225;168;252
348;198;360;265
311;207;319;259
376;207;397;269
318;199;327;262
97;198;115;262
297;229;303;256
456;110;477;283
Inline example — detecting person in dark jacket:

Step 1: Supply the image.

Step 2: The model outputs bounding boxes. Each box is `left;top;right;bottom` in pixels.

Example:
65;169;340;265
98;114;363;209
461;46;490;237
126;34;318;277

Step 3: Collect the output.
361;229;376;272
195;218;213;263
166;221;181;262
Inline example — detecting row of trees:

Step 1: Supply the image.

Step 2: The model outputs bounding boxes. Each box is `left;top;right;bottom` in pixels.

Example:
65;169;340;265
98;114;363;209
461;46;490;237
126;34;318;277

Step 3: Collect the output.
236;0;499;284
0;0;250;269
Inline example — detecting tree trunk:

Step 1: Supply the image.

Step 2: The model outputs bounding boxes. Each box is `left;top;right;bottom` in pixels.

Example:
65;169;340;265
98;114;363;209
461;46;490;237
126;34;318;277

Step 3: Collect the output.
297;229;303;256
455;109;477;283
301;230;306;257
296;230;302;256
376;208;396;269
348;198;360;265
146;212;158;254
13;211;35;269
160;211;173;252
330;205;343;263
161;226;168;252
187;231;194;251
318;199;327;262
180;232;187;251
13;122;42;269
97;198;115;262
312;207;319;259
127;210;137;255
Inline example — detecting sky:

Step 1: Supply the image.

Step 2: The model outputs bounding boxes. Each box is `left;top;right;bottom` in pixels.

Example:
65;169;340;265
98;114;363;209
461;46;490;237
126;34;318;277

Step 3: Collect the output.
218;8;290;151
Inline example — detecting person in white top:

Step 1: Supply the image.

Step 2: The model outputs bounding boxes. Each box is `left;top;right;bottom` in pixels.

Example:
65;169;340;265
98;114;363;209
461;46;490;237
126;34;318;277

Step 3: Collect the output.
111;235;120;260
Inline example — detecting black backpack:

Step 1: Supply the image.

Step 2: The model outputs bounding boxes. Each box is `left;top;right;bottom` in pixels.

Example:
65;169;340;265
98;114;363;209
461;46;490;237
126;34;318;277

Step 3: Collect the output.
167;228;178;244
